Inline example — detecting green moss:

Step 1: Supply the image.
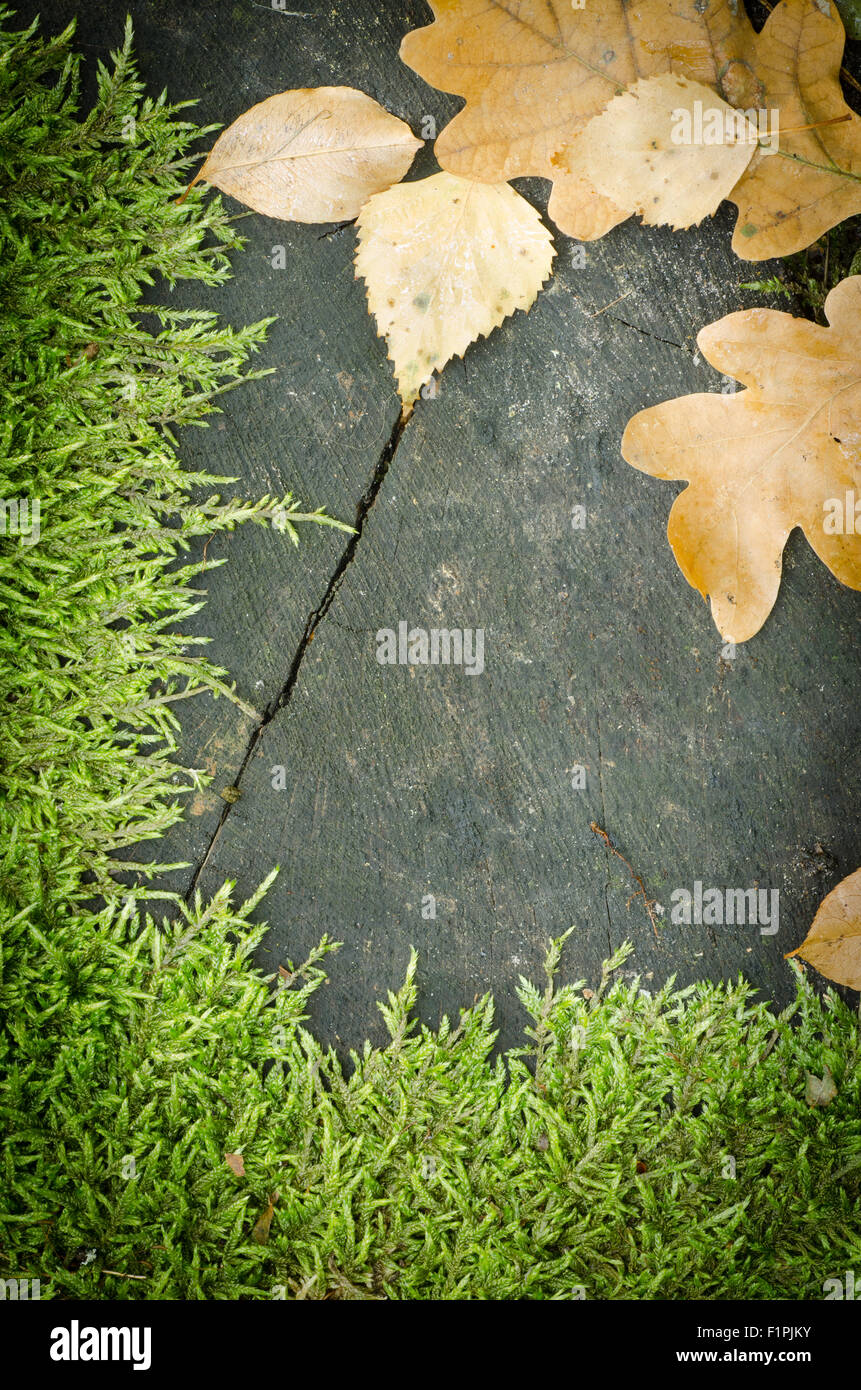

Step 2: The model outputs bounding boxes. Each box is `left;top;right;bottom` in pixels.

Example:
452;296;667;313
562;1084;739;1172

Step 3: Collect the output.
0;7;346;918
3;901;860;1300
0;10;859;1303
741;216;861;319
835;0;861;43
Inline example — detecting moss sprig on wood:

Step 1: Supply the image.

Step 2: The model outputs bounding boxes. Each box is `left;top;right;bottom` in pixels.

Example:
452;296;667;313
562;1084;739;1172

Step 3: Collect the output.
0;9;344;916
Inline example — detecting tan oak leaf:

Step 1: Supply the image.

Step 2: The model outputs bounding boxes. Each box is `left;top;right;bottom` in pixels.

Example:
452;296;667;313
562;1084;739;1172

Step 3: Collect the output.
726;0;861;260
621;276;861;643
355;171;555;408
402;0;861;257
186;87;421;222
400;0;758;241
786;867;861;991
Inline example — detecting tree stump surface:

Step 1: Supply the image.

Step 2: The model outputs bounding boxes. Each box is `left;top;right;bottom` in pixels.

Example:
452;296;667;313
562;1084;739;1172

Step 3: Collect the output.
26;0;861;1052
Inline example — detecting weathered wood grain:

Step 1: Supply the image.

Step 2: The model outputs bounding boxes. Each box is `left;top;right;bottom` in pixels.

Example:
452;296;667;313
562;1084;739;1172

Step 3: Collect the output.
25;0;861;1052
197;200;861;1052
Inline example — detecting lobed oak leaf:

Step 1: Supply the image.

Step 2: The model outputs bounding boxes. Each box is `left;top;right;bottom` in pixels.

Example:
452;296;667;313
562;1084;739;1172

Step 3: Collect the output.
726;0;861;260
355;171;555;408
621;275;861;643
563;74;759;231
400;0;758;242
786;867;861;991
402;0;861;256
185;87;421;222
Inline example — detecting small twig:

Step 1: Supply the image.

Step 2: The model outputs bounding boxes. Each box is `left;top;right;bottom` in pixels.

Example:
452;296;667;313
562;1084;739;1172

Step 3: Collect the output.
844;68;861;98
587;288;633;318
590;822;661;938
101;1270;148;1280
776;113;851;137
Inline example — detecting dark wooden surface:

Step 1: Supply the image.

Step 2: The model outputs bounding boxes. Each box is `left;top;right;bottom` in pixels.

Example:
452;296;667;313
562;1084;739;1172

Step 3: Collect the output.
24;0;861;1054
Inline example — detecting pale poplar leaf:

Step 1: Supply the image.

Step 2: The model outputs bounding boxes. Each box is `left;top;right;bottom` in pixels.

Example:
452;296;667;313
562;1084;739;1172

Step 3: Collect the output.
188;87;421;222
562;75;759;231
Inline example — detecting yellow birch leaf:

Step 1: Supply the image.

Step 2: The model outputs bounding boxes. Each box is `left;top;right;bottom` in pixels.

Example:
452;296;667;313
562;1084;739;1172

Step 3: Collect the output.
186;87;421;222
355;172;555;408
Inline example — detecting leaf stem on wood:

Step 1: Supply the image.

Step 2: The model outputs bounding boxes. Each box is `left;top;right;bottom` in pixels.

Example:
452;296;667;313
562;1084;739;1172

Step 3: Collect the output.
590;822;661;938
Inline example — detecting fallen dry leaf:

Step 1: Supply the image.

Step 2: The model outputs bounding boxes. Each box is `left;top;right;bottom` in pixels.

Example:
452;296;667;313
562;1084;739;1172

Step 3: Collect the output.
402;0;861;256
355;171;554;407
564;74;759;231
251;1191;278;1245
186;87;421;222
786;867;861;990
621;275;861;643
224;1152;245;1177
401;0;759;240
805;1064;838;1107
726;0;861;259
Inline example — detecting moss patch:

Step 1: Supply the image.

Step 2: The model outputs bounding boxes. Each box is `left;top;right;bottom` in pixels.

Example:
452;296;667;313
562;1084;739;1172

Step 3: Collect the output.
0;9;859;1302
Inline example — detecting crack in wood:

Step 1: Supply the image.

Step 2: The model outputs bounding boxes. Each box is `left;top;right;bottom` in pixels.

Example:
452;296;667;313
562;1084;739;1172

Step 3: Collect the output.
607;315;686;350
183;405;411;903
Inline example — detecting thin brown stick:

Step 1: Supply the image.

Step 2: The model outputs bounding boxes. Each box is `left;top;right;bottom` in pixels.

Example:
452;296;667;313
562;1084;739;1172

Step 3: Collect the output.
590;822;661;938
776;113;851;136
587;288;633;318
175;173;201;207
201;530;216;571
844;68;861;98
